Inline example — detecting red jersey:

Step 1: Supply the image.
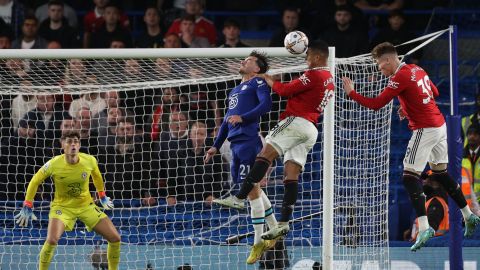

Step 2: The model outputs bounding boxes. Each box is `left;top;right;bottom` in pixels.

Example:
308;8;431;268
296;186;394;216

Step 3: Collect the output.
83;10;130;33
272;68;334;124
349;63;445;130
166;16;216;46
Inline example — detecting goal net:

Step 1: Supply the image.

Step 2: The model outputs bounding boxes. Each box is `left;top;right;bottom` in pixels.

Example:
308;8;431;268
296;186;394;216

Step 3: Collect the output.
0;48;390;270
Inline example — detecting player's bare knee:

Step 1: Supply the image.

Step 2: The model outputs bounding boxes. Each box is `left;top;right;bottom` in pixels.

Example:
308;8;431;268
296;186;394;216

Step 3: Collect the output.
403;167;421;177
107;232;121;243
258;144;278;161
429;163;447;172
247;186;262;200
45;236;60;245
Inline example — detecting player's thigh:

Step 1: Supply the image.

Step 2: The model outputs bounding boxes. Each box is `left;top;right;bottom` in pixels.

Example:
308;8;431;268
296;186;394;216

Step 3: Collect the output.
93;217;121;243
403;128;438;173
428;124;448;168
45;218;66;244
49;204;77;232
231;138;262;183
266;117;317;156
284;129;317;172
77;202;108;232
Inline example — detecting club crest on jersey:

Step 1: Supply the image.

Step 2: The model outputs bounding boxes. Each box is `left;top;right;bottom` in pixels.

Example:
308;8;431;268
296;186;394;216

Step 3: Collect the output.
241;85;248;91
229;93;239;109
82;172;87;180
56;210;62;215
299;74;310;85
387;80;399;89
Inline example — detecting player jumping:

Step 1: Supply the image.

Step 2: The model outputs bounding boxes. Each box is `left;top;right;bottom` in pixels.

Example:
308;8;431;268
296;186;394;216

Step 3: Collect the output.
213;41;335;241
342;42;480;251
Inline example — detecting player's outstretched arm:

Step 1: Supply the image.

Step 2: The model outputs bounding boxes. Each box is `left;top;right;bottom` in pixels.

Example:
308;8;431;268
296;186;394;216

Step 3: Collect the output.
342;76;397;111
91;157;114;210
15;167;49;227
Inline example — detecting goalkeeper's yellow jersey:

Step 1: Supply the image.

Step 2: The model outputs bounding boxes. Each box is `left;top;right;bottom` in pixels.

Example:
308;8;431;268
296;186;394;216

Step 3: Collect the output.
25;153;105;208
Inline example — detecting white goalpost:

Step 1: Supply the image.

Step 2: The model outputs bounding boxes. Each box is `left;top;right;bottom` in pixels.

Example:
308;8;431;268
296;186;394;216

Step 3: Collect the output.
0;47;391;270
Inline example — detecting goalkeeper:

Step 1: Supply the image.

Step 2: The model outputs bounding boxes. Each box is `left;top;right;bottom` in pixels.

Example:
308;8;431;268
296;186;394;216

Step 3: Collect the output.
15;130;121;270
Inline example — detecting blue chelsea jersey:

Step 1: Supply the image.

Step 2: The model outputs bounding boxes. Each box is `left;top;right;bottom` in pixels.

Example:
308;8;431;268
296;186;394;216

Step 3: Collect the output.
213;77;272;148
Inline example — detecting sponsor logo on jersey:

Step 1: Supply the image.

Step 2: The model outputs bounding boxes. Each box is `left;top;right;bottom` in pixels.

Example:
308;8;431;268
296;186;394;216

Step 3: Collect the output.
387;80;399;89
299;74;310;85
229;93;239;109
82;172;87;180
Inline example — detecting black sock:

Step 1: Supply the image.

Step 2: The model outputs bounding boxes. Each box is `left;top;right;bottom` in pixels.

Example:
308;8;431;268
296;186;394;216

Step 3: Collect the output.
236;157;271;199
280;179;298;222
402;172;427;217
430;169;467;209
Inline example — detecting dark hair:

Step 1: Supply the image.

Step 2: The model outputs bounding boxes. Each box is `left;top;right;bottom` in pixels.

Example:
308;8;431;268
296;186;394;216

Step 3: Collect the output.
48;0;64;7
283;6;300;15
61;130;80;141
23;15;38;24
335;4;352;14
181;14;196;23
223;18;240;29
249;50;269;74
308;40;329;58
371;42;397;59
389;9;405;19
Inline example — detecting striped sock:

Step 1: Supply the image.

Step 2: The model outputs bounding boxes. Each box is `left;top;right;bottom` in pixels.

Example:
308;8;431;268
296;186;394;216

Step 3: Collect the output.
261;190;278;229
250;197;265;245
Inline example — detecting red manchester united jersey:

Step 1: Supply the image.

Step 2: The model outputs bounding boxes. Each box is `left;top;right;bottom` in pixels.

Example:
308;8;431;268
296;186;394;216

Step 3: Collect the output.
349;63;445;130
272;68;334;124
166;16;217;46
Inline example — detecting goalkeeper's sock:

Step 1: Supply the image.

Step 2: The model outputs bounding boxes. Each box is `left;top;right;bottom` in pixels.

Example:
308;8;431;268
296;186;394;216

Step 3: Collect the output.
280;179;298;222
403;172;427;218
430;170;469;213
39;242;57;270
249;197;265;245
108;241;121;270
237;157;271;200
261;190;278;229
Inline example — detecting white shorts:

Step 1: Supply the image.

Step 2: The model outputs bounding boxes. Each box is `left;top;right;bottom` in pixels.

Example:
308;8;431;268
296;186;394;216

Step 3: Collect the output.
265;116;318;169
403;123;448;172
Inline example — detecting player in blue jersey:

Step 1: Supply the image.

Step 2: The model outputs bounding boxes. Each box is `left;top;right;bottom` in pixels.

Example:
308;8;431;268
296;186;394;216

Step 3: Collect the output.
204;51;277;264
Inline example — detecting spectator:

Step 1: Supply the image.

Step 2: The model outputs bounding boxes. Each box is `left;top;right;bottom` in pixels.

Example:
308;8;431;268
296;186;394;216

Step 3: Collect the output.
178;14;210;48
0;28;11;48
217;18;249;48
10;80;36;130
150;87;181;141
155;111;189;205
185;121;226;203
320;5;369;57
97;90;120;138
21;94;66;142
135;6;163;48
98;106;125;147
166;0;216;46
74;106;99;154
463;124;480;213
69;91;107;120
35;0;78;29
163;32;181;48
462;94;480;145
370;9;420;62
38;0;80;48
100;116;151;200
269;6;311;47
0;0;25;40
83;0;130;48
11;15;48;49
89;4;132;48
63;58;87;86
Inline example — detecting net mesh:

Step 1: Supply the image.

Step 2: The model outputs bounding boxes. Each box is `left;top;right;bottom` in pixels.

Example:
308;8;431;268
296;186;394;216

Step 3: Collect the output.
0;51;390;269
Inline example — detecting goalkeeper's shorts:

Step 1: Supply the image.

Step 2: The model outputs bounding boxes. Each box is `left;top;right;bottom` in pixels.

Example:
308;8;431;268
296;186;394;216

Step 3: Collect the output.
49;202;107;232
266;116;318;170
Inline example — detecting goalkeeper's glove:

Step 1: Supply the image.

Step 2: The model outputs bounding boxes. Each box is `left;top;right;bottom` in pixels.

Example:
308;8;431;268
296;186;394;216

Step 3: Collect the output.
98;192;114;210
14;201;38;227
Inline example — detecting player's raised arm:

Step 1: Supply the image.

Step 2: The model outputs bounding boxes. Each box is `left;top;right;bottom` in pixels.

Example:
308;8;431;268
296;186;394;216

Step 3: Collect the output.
238;78;272;124
342;76;399;111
